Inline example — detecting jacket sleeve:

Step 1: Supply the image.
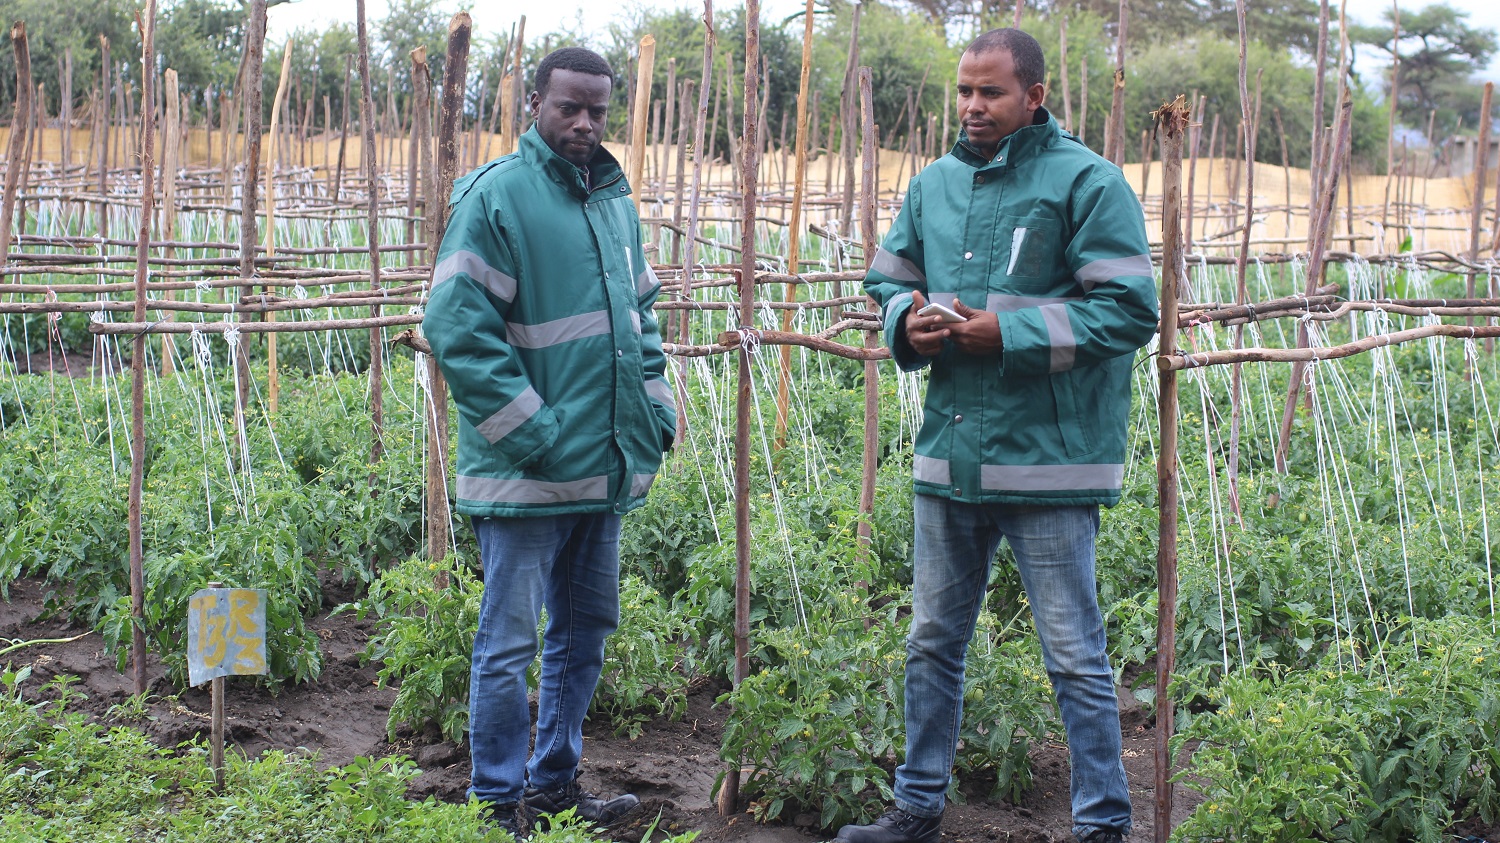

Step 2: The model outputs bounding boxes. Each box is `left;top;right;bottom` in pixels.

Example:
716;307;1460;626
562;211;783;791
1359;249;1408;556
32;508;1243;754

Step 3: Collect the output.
996;171;1159;377
632;234;677;451
422;191;559;468
862;178;931;372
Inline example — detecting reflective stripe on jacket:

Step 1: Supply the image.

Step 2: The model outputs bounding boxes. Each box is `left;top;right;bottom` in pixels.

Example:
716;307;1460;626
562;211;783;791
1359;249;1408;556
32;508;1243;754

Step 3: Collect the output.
865;108;1158;507
422;126;676;517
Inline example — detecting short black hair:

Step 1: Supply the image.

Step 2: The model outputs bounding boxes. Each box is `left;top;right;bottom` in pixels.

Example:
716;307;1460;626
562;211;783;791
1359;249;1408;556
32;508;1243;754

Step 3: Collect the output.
535;47;614;98
966;28;1046;90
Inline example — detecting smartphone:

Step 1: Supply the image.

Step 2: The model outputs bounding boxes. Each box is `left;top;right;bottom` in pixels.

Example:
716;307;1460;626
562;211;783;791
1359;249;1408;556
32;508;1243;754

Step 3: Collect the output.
917;302;967;323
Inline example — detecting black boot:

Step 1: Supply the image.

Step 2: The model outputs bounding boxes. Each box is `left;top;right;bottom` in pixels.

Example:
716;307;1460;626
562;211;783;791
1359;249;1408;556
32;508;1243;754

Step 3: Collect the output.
524;777;640;826
835;807;943;843
480;801;526;839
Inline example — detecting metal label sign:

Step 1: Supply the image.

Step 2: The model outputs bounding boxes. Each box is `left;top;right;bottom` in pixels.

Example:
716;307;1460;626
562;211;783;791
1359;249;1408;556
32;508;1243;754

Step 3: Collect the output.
186;588;268;687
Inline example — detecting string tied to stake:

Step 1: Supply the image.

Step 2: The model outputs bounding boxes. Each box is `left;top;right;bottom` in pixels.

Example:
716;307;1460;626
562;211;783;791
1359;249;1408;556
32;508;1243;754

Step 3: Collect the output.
738;326;762;356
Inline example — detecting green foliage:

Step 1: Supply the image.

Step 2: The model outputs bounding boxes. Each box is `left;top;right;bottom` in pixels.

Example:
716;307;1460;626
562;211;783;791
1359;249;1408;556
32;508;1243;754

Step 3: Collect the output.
0;670;688;842
1173;618;1500;842
354;554;482;743
594;576;693;739
718;620;906;830
952;624;1058;804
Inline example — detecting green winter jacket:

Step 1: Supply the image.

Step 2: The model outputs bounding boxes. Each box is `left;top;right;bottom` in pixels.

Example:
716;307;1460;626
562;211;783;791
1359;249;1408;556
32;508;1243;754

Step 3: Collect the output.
422;127;676;518
865;107;1158;507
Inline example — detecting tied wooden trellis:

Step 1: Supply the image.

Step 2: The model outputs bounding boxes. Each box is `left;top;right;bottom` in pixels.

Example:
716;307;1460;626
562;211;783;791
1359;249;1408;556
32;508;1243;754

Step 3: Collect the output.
4;0;1500;837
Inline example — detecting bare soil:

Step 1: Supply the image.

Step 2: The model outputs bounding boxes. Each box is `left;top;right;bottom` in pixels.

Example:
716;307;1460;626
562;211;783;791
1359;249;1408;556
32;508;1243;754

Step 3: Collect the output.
0;571;1273;842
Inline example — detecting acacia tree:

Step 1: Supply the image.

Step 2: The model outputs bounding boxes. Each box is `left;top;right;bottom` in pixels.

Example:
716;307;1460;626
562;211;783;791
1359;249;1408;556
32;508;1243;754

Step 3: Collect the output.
1354;2;1498;133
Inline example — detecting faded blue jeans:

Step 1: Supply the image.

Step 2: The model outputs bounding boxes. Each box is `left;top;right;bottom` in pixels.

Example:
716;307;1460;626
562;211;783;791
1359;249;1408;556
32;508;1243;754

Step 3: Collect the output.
467;513;622;808
894;495;1131;839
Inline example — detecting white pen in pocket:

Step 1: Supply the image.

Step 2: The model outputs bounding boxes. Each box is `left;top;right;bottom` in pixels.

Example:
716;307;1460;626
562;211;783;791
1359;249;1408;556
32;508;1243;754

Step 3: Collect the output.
1007;227;1028;275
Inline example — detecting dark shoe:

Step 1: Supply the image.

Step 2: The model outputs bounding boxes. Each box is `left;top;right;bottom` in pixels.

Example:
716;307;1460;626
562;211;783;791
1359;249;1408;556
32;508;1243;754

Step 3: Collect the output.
1079;829;1125;843
835;807;943;843
480;801;526;839
524;777;640;826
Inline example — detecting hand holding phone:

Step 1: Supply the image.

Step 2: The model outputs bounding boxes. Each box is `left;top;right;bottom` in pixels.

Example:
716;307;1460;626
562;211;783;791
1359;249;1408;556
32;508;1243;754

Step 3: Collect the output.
917;302;967;323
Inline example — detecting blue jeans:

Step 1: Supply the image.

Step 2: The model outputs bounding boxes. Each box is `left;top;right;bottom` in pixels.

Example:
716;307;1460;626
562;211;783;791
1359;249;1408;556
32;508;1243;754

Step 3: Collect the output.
895;495;1131;839
468;513;622;807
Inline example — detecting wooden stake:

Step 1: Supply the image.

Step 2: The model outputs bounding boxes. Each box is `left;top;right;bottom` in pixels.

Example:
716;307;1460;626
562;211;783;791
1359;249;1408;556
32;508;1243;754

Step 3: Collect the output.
775;0;816;449
426;12;471;567
838;3;862;238
719;0;759;818
1059;17;1072;134
1105;0;1128;165
264;38;294;414
0;22;32;269
235;0;266;461
677;0;716;438
1274;98;1352;472
207;580;226;789
629;35;657;214
857;65;878;600
1465;82;1493;360
130;0;160;701
1152;94;1190;843
354;0;385;477
161;68;180;375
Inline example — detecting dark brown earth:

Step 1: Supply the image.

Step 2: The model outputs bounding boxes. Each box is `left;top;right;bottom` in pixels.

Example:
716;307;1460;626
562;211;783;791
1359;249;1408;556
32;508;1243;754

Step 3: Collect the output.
12;571;1487;843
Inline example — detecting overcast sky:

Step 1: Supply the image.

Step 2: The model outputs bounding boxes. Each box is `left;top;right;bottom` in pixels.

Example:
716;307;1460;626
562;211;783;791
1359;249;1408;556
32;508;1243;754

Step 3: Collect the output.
265;0;1500;81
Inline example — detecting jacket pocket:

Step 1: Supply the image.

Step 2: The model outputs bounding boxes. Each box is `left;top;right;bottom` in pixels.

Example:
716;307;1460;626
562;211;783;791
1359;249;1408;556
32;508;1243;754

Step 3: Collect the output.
996;213;1062;291
1050;370;1096;459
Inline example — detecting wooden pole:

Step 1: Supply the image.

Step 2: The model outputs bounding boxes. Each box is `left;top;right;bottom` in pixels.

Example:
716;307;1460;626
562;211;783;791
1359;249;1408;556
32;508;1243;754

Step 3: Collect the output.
838;3;862;239
1311;0;1330;205
356;0;384;472
1465;82;1493;361
1059;17;1072;134
676;0;716;444
236;0;266;459
425;12;471;566
719;0;758;818
857;64;878;590
264;38;294;414
1152;94;1189;843
1105;0;1128;165
1382;4;1401;249
629;35;657;214
61;49;73;168
1185;95;1203;253
160;68;180;375
1079;53;1089;145
208;579;226;789
0;22;32;269
1274;98;1352;472
335;55;351;200
1228;1;1259;525
775;0;817;449
130;0;160;700
408;47;428;264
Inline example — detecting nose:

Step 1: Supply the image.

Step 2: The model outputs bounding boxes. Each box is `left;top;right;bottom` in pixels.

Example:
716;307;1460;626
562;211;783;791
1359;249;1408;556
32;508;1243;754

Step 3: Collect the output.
571;113;593;134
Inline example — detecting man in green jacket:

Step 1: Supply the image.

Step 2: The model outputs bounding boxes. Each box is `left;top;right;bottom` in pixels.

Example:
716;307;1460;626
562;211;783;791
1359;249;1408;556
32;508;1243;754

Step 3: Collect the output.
422;47;675;835
837;29;1157;843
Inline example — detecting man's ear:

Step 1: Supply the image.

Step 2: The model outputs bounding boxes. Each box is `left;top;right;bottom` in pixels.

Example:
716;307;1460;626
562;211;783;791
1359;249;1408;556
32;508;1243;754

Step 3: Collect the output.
528;91;541;115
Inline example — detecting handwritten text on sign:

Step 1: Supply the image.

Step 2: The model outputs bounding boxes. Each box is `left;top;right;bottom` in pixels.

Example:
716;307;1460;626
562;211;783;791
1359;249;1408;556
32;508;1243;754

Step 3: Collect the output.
187;588;268;686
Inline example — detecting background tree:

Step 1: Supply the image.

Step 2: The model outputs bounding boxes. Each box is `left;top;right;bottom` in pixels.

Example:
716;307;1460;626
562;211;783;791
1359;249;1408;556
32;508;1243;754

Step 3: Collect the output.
1354;2;1498;134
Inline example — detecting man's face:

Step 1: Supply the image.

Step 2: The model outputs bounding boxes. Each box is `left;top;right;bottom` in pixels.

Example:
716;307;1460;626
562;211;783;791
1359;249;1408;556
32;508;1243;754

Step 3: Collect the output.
530;68;612;168
955;48;1044;159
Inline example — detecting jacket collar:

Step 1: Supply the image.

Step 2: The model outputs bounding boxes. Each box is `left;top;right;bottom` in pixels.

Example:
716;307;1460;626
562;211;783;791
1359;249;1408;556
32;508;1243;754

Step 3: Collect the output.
519;125;630;200
953;106;1060;172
